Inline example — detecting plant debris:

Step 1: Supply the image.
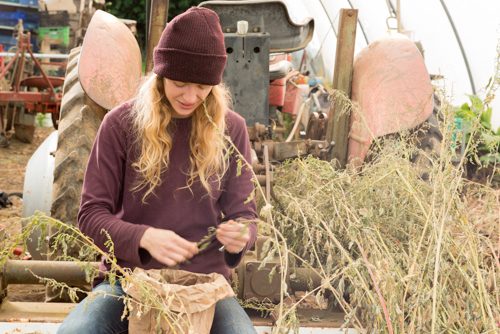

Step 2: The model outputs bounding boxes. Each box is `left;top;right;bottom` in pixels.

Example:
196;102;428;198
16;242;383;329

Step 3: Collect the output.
267;131;499;332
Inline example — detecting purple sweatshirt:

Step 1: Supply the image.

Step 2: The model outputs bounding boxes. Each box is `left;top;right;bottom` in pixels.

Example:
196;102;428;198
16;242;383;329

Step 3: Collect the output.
78;101;257;279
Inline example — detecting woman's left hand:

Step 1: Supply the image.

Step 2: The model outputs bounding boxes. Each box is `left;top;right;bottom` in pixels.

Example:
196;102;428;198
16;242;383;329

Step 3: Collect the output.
216;220;250;254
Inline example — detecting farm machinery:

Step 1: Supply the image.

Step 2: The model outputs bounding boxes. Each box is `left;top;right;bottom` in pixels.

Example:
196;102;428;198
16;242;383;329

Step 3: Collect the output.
0;0;107;146
0;21;64;145
0;0;436;332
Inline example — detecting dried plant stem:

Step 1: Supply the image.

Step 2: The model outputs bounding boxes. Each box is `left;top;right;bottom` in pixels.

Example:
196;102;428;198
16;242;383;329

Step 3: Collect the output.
357;242;394;334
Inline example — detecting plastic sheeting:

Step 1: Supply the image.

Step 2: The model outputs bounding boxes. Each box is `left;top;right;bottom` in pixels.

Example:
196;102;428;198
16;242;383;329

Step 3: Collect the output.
284;0;500;129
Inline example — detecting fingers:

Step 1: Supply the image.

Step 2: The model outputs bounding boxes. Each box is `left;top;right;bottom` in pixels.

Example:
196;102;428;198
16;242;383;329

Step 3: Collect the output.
156;243;198;267
216;220;250;254
163;236;198;265
217;237;247;253
167;242;197;261
171;234;198;255
157;251;184;267
159;248;192;266
139;228;198;267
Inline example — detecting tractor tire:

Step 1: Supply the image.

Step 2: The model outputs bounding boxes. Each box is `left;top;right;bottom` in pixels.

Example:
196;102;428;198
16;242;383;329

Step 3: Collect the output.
411;111;443;181
365;106;443;181
50;46;106;231
46;47;106;302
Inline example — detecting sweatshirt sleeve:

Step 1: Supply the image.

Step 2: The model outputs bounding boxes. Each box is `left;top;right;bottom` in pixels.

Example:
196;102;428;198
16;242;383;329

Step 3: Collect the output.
77;106;150;267
219;112;258;268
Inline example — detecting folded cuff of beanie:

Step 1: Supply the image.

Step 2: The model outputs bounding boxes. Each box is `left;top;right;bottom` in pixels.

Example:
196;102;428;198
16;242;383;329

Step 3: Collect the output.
153;48;227;85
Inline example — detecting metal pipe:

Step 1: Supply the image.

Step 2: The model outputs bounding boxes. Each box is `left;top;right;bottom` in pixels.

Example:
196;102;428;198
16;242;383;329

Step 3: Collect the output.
27;42;55;94
346;0;369;45
3;260;100;286
0;52;69;59
0;49;21;79
396;0;402;33
439;0;476;94
13;46;25;92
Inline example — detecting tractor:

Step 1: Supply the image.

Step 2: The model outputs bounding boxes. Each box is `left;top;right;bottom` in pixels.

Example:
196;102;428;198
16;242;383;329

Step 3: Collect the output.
0;0;437;332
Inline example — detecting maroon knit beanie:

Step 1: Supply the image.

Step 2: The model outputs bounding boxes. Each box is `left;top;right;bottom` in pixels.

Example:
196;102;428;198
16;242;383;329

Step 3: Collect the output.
153;7;227;85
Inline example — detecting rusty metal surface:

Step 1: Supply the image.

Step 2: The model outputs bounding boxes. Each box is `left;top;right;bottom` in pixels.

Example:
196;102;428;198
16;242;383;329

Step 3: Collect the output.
240;260;283;303
79;10;142;110
237;244;324;304
306;111;328;140
2;260;99;287
26;44;56;94
20;76;65;90
0;92;58;103
0;28;62;123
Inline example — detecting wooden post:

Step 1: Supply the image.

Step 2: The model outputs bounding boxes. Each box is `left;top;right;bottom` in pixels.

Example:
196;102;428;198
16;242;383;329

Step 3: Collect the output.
145;0;169;73
325;9;358;167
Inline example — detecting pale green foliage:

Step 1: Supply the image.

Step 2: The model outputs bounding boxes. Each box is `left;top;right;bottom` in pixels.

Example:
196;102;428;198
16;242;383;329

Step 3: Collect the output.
1;213;192;332
268;128;499;332
454;41;500;172
236;157;243;177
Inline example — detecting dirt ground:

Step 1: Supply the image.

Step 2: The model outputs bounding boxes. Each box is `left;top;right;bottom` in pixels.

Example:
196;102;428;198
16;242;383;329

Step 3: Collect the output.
0;127;53;234
0;126;54;302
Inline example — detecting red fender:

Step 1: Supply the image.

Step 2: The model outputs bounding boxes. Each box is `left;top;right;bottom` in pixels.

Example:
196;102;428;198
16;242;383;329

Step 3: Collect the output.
79;10;142;110
348;33;433;164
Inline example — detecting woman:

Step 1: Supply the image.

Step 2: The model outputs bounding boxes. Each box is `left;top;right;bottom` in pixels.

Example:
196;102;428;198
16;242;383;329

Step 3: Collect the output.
57;7;258;334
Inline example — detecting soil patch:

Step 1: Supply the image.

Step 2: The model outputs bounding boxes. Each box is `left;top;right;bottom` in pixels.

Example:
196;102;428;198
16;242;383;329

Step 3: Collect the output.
0;127;54;302
0;127;53;235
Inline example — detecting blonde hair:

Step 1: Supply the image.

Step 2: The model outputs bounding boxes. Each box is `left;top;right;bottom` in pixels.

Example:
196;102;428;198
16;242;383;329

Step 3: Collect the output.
130;73;230;202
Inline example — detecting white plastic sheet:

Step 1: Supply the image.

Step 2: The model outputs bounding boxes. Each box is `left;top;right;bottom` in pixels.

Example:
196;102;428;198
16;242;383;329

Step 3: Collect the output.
284;0;500;129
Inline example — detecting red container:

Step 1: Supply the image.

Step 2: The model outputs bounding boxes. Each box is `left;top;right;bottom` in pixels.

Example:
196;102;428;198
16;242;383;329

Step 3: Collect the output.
269;77;286;107
282;82;308;115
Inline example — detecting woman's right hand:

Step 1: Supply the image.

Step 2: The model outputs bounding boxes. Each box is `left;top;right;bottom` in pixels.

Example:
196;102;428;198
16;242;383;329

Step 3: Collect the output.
139;227;199;267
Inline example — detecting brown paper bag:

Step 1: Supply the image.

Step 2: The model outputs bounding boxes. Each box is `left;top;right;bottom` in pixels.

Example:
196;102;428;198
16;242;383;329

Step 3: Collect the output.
123;268;235;334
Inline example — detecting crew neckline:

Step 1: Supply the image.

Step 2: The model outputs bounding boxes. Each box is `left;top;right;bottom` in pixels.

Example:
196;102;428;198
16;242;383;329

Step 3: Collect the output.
172;116;192;122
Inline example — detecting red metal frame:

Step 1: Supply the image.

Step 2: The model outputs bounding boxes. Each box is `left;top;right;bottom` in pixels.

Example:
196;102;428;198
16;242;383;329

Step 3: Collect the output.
0;26;64;128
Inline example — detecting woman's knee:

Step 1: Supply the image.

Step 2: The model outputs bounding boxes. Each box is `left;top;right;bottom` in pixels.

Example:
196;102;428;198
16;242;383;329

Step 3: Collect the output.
211;297;256;334
57;282;127;334
57;303;128;334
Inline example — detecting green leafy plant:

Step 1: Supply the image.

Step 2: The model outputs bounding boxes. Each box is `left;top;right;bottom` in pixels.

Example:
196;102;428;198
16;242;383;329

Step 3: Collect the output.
454;95;500;167
35;112;46;127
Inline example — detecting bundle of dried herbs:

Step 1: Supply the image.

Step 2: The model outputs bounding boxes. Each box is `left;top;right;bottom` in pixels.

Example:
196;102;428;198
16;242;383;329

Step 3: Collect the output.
268;135;499;332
